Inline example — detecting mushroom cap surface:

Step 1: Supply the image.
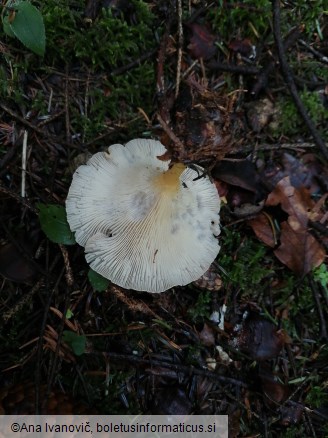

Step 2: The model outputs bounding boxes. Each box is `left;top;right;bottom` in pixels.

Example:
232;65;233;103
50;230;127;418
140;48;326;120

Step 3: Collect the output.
66;139;220;293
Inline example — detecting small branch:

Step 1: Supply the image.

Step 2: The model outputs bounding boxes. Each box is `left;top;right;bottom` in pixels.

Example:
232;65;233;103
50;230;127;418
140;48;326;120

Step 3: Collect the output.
175;0;183;98
0;182;38;213
64;64;70;143
90;350;249;388
208;61;259;75
299;39;328;64
309;276;327;340
21;130;28;198
110;48;158;76
157;113;185;158
272;0;328;160
228;141;318;155
0;103;75;148
0;103;45;136
251;25;303;97
110;285;160;319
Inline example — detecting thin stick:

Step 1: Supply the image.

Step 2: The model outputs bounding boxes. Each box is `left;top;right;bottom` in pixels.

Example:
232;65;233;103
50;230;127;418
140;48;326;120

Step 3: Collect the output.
21;130;28;198
90;350;249;388
299;39;328;64
272;0;328;160
157;113;185;158
175;0;183;98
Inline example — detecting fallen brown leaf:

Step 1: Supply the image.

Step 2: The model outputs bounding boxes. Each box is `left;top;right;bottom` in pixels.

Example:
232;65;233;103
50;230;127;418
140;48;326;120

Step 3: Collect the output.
262;176;326;275
248;212;276;248
230;312;285;361
274;221;325;275
266;176;316;228
229;38;253;56
187;23;217;60
199;323;215;347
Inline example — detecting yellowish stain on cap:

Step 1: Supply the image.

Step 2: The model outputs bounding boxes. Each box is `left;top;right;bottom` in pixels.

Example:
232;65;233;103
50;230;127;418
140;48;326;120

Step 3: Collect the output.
153;163;186;194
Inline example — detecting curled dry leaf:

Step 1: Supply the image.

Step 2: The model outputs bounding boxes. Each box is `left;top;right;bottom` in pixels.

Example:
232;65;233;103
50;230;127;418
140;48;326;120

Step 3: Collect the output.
273;221;325;275
230;312;285;361
199;323;215;347
262;153;326;194
187;23;217;60
248;212;276;248
151;387;192;415
228;38;253;56
250;176;326;275
266;176;321;227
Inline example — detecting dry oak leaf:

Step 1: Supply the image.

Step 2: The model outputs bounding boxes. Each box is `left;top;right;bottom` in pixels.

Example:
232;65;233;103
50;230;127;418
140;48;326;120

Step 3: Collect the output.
248;212;276;248
187;23;217;60
266;176;318;228
273;221;325;275
265;176;325;275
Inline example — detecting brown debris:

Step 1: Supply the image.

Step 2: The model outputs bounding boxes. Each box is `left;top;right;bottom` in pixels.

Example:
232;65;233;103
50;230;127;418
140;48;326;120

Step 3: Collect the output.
187;23;217;60
266;176;325;275
0;381;95;414
230;312;286;361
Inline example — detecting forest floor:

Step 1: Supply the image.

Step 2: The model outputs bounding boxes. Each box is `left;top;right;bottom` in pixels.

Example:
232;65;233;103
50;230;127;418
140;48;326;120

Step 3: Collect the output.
0;1;327;436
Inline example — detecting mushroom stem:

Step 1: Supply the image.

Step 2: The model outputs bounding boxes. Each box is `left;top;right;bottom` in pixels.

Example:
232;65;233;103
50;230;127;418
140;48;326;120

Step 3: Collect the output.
153;163;186;194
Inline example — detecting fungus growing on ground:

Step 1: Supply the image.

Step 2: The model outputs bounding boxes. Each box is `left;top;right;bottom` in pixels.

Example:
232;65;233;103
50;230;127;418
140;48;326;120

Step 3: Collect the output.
66;139;220;293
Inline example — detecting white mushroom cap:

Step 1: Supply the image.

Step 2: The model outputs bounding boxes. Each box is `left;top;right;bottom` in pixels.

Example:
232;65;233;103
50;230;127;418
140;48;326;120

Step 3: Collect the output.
66;139;220;293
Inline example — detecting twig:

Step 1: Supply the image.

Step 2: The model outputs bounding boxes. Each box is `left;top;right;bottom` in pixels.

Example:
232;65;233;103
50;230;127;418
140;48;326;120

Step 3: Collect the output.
299;39;328;64
309;220;328;237
251;25;303;97
35;247;61;414
272;0;328;160
37;109;65;127
156;14;172;94
64;64;70;143
309;276;327;340
110;285;160;319
110;48;158;76
175;0;183;98
44;245;74;411
90;350;249;388
208;61;259;75
157;113;185;158
21;130;28;198
0;103;45;136
0;182;38;213
59;244;74;288
0;103;76;148
228;141;318;155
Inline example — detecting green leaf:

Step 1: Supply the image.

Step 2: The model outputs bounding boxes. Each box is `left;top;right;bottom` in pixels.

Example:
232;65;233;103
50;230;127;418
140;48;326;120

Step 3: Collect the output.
65;309;74;319
62;331;86;356
5;1;46;56
38;204;76;245
88;269;109;292
2;15;16;37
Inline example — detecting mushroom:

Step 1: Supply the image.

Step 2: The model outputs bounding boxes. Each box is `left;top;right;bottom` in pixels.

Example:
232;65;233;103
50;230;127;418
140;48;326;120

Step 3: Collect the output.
66;139;220;293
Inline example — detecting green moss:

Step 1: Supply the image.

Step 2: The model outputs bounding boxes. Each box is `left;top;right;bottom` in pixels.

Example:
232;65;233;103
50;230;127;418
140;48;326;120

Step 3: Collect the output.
207;0;326;41
42;1;155;68
187;290;211;322
276;89;328;137
206;0;271;40
313;264;328;293
218;228;273;294
306;385;328;408
0;0;158;139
